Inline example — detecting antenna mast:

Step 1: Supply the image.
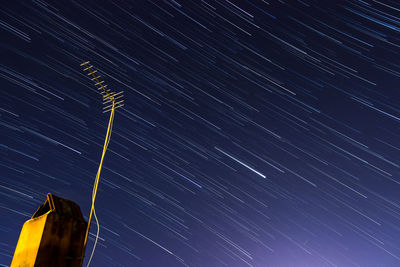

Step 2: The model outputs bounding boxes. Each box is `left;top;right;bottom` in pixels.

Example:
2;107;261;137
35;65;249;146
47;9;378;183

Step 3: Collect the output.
80;61;124;266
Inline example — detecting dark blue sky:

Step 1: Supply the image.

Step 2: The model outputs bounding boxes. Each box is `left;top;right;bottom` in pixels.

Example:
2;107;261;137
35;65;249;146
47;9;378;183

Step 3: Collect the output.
1;0;399;266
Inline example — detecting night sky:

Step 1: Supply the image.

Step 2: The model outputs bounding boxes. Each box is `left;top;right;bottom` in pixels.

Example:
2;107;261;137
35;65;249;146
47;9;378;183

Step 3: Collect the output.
1;0;399;266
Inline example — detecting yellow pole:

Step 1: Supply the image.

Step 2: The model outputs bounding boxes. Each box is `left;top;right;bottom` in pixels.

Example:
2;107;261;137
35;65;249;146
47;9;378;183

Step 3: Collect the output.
81;100;115;262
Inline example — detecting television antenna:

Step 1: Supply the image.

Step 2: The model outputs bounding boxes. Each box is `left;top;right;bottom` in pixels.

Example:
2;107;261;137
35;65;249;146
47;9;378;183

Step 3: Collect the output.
80;61;124;266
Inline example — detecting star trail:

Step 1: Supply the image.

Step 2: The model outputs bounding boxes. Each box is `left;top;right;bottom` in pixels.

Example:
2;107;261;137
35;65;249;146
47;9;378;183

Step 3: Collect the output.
0;0;399;266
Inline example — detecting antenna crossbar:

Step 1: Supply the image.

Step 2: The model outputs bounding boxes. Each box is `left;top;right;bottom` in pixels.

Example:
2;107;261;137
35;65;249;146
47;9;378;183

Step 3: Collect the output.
80;61;124;112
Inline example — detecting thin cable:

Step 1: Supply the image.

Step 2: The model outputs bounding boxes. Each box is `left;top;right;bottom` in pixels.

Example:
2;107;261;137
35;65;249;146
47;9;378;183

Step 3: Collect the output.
86;207;99;266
